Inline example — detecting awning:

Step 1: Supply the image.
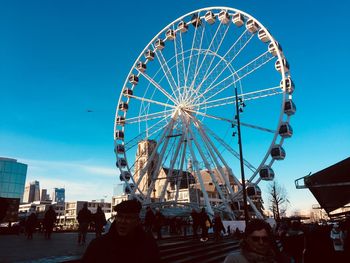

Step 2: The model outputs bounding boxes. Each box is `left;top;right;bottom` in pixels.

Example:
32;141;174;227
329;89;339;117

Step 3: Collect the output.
295;157;350;214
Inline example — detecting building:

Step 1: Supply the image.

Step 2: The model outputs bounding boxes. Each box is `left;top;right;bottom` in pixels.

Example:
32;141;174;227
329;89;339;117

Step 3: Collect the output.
23;180;40;203
64;200;112;227
0;157;27;202
40;189;50;201
51;188;65;204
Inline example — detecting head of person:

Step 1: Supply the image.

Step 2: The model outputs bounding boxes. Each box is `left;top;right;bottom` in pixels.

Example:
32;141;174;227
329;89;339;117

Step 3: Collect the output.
114;199;141;237
83;202;88;209
243;219;274;255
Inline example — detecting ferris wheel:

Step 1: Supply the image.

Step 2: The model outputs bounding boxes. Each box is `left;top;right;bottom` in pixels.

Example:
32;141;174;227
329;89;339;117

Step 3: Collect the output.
114;7;295;219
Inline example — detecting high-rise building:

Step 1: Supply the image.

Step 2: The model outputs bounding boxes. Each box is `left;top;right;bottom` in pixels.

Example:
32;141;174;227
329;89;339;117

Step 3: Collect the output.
0;157;27;202
23;180;40;203
40;189;50;201
52;188;65;204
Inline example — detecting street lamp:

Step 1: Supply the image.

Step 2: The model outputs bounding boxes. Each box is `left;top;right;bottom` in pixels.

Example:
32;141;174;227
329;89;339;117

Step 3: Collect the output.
234;86;249;225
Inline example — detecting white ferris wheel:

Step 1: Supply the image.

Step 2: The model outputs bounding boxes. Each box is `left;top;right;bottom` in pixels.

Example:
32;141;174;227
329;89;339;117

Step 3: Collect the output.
114;7;296;219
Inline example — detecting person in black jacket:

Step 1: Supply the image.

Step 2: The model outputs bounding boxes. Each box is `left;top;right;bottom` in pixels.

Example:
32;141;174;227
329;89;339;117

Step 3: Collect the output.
77;202;92;245
199;207;211;242
82;199;160;263
43;205;56;239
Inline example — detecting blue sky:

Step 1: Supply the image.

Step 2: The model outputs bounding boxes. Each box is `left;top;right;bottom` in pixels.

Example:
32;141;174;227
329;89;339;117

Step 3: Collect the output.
1;0;349;214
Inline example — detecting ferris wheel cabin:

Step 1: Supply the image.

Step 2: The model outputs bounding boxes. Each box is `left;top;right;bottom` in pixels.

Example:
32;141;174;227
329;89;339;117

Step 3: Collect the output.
275;58;289;73
116;158;127;168
178;21;189;32
280;77;294;94
116;116;125;126
232;13;244;27
136;61;147;72
118;102;129;111
258;29;270;43
218;10;230;24
247;185;262;198
145;50;155;61
204;11;216;24
259;166;275;181
279;123;293;138
246;19;259;33
120;171;131;181
128;74;139;85
191;14;202;27
115;144;125;154
124;183;135;194
155;39;165;50
123;88;133;97
166;29;176;40
271;145;286;160
268;42;283;57
115;130;124;140
284;100;297;116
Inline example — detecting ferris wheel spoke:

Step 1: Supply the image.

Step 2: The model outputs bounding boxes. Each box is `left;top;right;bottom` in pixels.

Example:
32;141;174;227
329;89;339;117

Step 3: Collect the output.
197;29;253;98
125;109;173;124
124;117;170;151
182;117;214;216
154;46;180;101
138;70;178;105
173;25;182;98
127;94;177;110
184;13;203;89
201;122;258;173
194;86;282;109
131;116;177;198
197;51;274;103
144;116;178;202
195;30;254;97
191;22;233;97
188;120;234;217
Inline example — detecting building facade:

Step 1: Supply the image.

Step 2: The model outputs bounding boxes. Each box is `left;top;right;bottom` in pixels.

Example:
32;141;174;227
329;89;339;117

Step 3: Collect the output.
0;157;27;202
52;188;65;204
23;180;40;203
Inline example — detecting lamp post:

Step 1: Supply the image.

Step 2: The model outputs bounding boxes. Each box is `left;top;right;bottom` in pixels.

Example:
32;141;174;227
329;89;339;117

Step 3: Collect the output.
234;87;249;225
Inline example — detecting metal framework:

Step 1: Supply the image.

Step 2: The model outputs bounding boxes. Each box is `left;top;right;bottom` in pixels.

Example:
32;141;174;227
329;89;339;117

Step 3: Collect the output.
114;7;295;219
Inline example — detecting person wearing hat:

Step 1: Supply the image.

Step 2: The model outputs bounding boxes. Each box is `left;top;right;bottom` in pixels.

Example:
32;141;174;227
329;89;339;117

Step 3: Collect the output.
82;199;160;263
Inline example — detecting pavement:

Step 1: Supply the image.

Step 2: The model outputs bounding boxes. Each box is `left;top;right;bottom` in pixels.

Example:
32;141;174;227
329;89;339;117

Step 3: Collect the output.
0;232;95;263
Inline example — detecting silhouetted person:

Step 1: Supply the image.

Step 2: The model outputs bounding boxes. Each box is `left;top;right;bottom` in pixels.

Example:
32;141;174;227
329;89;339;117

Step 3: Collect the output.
93;206;106;238
227;225;231;236
82;199;160;263
153;208;164;240
43;205;56;239
213;212;225;241
224;219;289;263
144;206;155;234
77;202;92;245
25;212;37;240
199;207;211;242
330;222;345;262
282;220;304;263
191;208;199;239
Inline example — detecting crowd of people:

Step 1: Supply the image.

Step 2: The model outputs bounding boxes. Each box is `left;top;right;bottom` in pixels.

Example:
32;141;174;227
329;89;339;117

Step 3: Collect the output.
18;201;350;262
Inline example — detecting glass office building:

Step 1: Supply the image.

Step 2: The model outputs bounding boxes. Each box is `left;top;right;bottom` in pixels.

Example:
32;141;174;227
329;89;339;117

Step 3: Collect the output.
0;157;27;202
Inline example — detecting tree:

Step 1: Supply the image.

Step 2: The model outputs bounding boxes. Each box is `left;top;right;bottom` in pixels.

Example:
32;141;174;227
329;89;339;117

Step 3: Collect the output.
268;181;289;220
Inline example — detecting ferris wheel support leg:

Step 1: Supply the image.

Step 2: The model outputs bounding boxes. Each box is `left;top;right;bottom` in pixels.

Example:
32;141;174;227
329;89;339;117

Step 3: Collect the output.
188;119;234;219
246;196;264;219
174;140;187;204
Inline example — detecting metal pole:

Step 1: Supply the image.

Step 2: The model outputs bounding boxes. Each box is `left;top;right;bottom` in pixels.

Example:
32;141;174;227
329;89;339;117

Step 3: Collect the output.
234;87;249;225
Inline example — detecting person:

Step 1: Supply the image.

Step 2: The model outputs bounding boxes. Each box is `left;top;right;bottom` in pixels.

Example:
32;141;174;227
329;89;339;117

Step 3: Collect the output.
191;208;199;239
82;199;161;263
77;202;92;245
212;212;225;241
330;222;345;262
199;207;211;242
144;206;155;234
93;206;107;238
281;220;304;263
43;205;56;239
25;211;37;240
223;219;289;263
153;207;164;240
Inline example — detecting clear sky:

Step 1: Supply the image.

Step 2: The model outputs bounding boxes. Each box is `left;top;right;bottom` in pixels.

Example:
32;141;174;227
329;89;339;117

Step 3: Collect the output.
1;0;349;214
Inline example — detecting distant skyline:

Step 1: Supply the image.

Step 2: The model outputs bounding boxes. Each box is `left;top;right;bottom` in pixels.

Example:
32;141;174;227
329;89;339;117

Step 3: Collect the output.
1;0;349;215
